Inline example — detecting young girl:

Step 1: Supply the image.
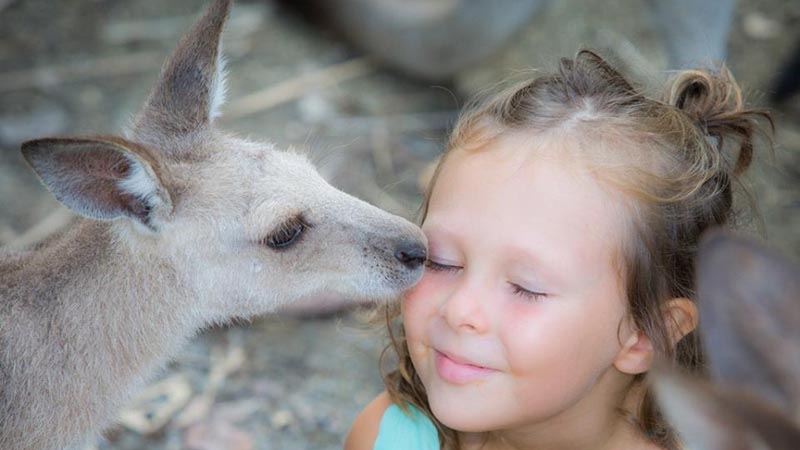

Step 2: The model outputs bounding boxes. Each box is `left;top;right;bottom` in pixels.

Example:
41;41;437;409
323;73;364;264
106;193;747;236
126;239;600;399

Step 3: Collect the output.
345;50;771;450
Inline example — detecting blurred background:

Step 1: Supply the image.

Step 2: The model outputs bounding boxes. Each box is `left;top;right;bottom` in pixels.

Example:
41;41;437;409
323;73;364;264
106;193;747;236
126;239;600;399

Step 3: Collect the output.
0;0;798;449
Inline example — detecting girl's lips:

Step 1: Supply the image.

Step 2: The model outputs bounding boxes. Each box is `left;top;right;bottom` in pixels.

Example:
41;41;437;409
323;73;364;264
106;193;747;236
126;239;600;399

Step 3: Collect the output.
434;350;496;384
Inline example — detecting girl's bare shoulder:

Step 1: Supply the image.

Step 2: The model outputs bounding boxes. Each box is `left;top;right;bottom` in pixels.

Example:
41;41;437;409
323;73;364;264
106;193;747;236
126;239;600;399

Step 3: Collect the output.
344;391;394;450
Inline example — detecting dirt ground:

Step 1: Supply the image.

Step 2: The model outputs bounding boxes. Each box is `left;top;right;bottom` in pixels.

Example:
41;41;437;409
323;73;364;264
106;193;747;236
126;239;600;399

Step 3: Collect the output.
0;0;798;449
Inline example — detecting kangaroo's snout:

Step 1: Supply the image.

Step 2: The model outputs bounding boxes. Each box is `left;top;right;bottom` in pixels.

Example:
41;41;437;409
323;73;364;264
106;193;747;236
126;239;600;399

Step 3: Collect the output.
355;218;427;299
394;240;427;269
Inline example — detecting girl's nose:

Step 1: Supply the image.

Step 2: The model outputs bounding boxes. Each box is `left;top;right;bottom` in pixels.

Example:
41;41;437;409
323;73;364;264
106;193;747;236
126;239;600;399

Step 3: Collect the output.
439;279;490;334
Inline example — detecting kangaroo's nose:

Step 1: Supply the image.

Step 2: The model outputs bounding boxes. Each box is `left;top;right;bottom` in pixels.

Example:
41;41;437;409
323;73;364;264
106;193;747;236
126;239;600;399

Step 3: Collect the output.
394;241;427;269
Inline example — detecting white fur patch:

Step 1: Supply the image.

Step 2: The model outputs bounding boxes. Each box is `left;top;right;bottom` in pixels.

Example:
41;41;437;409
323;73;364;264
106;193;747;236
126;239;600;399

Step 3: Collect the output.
209;41;228;122
117;155;160;209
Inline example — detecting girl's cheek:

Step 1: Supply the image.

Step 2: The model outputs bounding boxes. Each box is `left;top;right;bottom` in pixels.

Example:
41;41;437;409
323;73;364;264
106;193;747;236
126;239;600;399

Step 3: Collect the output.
402;273;445;340
402;276;442;364
402;272;441;312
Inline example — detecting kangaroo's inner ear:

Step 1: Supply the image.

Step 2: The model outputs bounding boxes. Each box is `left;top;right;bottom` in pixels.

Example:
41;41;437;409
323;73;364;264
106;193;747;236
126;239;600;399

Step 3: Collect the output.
21;137;173;230
133;0;232;145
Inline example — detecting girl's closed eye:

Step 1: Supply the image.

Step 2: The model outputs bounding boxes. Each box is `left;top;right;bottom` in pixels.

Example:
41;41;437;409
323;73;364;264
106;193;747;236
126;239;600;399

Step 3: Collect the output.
510;283;548;302
424;258;461;273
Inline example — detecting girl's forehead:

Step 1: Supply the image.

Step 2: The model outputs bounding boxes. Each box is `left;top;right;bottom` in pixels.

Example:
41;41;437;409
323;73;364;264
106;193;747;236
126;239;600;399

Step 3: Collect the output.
426;132;630;272
430;150;615;229
439;131;596;193
448;129;594;173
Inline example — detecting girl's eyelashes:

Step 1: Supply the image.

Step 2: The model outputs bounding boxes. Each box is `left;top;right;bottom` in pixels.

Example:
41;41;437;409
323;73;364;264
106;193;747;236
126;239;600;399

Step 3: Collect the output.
425;255;548;301
424;259;461;273
511;283;548;302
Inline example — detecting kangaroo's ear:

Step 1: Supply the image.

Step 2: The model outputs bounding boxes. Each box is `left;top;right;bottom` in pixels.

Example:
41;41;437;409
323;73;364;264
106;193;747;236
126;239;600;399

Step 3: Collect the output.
696;230;800;414
133;0;232;144
653;368;800;450
21;137;173;230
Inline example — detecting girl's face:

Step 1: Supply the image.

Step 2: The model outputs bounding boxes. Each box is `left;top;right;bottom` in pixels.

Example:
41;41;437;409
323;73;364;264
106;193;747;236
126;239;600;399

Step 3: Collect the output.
403;133;640;437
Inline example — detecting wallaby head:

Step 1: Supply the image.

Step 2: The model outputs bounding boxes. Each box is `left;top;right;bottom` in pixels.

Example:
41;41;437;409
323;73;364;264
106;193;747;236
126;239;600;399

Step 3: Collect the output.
654;231;800;450
19;0;426;320
2;1;425;448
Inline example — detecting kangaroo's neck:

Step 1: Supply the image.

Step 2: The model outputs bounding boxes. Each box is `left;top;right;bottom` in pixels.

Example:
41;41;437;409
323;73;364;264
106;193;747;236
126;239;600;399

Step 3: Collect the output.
27;218;200;361
5;219;195;312
1;219;203;448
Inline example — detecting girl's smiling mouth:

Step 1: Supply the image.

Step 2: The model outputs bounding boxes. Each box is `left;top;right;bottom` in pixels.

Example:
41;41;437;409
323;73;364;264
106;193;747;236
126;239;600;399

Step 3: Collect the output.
435;350;497;384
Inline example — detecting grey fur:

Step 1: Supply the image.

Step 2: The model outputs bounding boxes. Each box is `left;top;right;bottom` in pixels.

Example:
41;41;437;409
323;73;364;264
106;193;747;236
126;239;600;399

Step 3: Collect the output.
0;1;426;449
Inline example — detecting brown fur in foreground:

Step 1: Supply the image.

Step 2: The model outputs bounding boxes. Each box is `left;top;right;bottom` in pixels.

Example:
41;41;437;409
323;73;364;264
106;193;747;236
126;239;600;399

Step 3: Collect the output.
655;231;800;450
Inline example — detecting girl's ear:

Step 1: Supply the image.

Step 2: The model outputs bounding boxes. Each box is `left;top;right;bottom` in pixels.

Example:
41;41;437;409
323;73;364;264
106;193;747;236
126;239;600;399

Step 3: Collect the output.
614;329;654;375
614;298;699;375
663;298;699;347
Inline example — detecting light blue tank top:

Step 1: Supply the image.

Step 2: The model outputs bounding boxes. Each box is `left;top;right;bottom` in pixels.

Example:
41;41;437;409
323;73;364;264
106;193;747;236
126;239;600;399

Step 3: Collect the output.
373;403;441;450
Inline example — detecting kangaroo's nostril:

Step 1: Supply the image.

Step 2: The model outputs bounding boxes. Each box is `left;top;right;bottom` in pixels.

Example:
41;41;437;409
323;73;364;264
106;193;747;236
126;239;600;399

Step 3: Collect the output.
394;242;427;269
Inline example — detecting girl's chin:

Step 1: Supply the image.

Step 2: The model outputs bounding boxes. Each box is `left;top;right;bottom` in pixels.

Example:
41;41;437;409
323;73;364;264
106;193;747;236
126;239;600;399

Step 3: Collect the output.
426;388;500;433
432;411;493;434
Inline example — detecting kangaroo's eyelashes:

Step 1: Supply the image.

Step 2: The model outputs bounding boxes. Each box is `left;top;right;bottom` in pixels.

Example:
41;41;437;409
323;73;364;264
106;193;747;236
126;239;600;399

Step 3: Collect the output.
263;215;310;250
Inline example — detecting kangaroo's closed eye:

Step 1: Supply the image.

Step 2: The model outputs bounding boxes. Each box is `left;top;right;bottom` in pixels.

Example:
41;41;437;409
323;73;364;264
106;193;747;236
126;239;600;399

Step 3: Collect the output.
262;215;310;250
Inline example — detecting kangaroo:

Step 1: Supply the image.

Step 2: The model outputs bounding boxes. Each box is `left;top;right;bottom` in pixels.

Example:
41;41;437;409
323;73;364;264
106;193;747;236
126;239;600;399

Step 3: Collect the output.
654;230;800;449
0;1;427;449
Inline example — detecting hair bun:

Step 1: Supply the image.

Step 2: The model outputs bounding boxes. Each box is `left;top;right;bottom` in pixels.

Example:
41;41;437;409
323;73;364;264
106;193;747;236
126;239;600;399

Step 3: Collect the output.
668;69;741;121
666;69;771;175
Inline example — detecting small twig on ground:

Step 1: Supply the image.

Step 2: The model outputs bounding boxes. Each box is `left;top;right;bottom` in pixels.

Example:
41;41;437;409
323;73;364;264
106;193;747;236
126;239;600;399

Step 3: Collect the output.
174;342;246;428
0;50;164;93
325;110;458;135
102;3;267;45
118;374;194;434
222;57;374;120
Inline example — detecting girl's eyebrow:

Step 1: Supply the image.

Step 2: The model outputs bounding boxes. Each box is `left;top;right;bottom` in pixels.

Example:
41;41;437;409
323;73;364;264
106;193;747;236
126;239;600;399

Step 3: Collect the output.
421;222;458;242
506;246;567;286
422;224;467;258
